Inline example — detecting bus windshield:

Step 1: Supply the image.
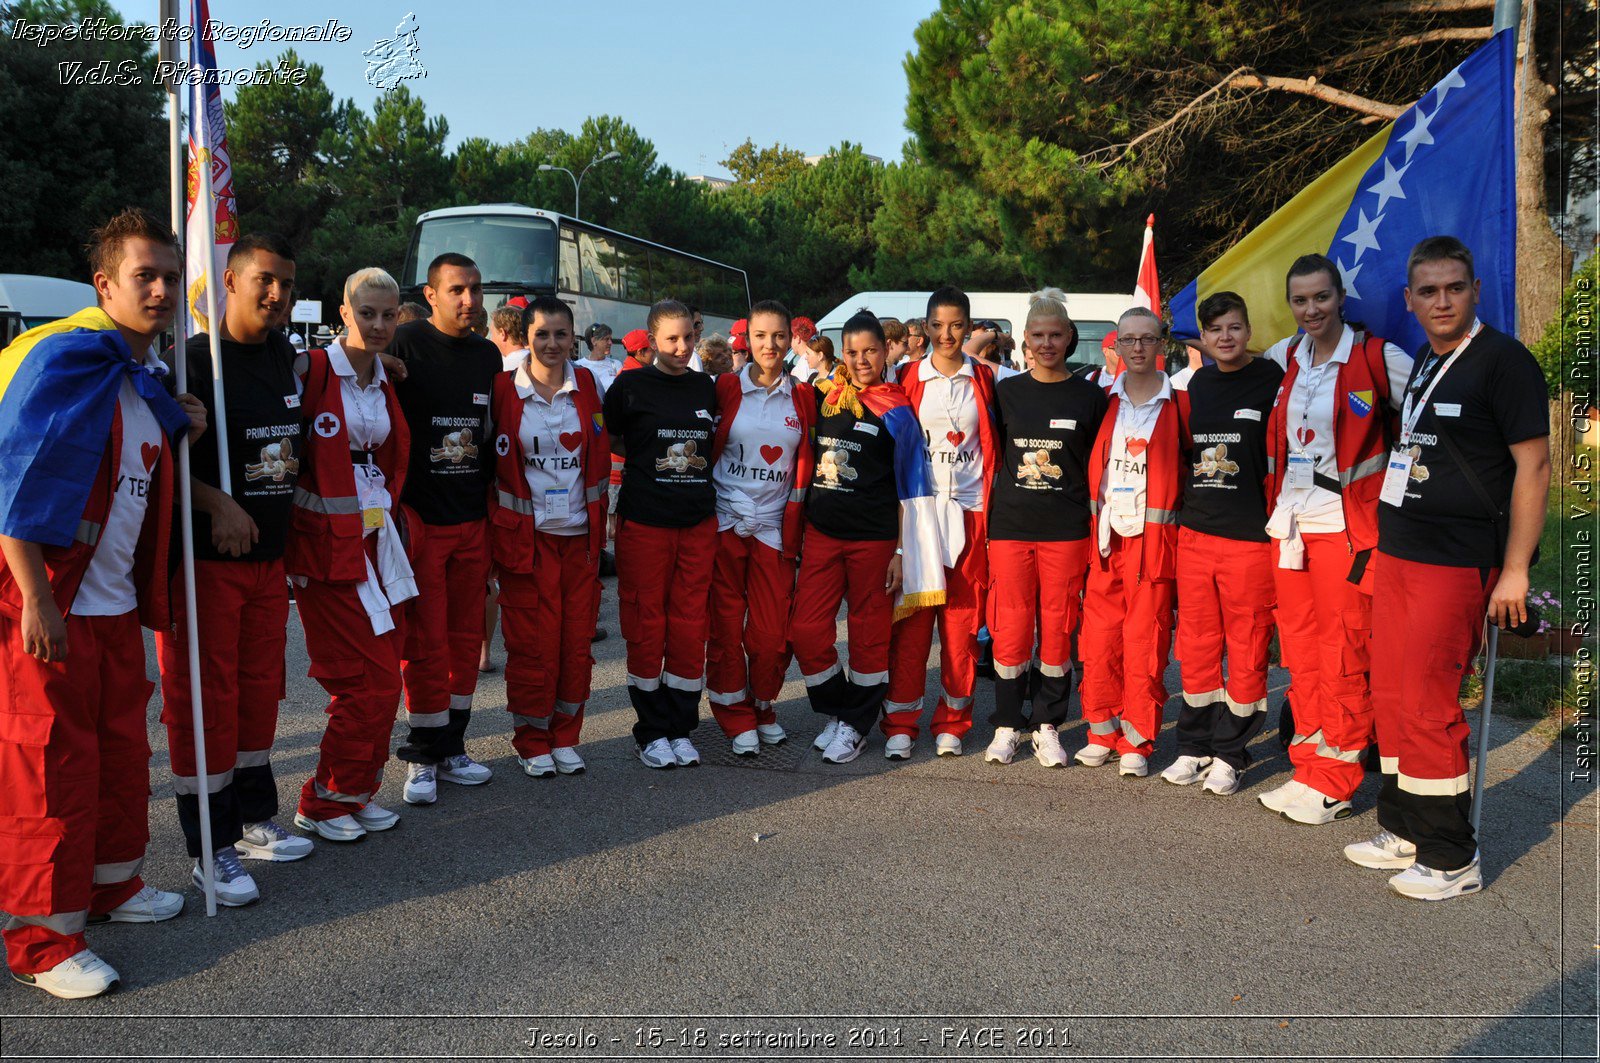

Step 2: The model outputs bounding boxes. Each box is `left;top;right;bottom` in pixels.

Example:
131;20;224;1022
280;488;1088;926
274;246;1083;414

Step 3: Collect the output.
404;214;557;290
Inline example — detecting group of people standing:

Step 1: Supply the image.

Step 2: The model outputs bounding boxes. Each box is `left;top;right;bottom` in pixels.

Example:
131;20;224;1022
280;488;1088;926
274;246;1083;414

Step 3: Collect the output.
0;206;1550;1002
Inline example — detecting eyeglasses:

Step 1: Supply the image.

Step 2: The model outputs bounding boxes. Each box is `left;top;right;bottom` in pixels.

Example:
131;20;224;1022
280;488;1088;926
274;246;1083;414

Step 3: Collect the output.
1115;336;1163;349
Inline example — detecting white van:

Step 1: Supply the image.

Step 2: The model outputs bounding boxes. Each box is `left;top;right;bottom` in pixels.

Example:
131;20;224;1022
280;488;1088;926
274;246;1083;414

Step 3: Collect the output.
815;290;1135;373
0;274;99;347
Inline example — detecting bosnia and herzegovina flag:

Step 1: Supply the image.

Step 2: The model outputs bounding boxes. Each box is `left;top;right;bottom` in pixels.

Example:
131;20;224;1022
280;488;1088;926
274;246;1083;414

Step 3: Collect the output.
0;308;191;547
1170;29;1515;351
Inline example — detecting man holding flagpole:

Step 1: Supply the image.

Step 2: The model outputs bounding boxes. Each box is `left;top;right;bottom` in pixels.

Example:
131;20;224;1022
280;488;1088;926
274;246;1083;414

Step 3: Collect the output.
156;234;313;908
0;209;207;999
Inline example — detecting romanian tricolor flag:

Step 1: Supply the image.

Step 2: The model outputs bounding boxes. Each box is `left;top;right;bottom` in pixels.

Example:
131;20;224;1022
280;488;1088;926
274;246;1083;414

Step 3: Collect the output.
1170;30;1516;352
0;308;191;546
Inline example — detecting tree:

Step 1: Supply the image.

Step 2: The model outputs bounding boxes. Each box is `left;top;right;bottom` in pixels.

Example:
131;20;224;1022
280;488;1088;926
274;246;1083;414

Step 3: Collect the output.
721;140;808;196
0;0;165;279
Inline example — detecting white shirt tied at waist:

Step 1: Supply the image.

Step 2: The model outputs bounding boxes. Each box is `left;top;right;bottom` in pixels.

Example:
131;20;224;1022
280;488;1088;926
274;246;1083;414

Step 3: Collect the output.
1264;324;1410;569
1097;370;1172;558
714;364;801;554
314;340;417;635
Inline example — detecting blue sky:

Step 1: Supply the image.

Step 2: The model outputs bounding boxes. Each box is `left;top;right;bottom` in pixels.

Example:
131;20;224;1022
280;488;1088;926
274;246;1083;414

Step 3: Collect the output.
110;0;933;176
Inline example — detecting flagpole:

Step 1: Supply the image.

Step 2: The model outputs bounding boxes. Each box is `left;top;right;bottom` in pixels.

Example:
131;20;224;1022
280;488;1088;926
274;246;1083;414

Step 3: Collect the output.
165;0;216;917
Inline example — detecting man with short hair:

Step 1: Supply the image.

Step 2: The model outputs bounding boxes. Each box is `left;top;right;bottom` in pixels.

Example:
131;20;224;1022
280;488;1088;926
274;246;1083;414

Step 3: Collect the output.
0;208;207;998
905;318;927;361
489;304;528;371
390;253;502;806
882;318;908;365
1347;236;1550;901
155;233;313;909
580;322;620;393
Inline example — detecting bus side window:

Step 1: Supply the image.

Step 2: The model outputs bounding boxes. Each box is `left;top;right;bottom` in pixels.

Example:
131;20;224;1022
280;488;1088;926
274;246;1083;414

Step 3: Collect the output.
559;228;580;293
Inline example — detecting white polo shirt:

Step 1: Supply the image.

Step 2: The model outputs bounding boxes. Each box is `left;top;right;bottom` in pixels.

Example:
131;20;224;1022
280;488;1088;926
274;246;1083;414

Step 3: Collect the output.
327;340;393;529
515;360;586;535
713;364;803;552
915;356;985;511
1098;371;1172;555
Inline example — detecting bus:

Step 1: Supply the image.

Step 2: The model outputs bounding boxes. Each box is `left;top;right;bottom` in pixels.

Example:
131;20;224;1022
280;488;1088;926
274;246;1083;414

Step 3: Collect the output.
0;274;99;347
400;204;751;336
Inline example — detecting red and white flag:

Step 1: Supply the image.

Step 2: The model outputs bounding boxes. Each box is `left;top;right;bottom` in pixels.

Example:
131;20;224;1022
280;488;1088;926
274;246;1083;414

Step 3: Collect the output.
1134;214;1160;313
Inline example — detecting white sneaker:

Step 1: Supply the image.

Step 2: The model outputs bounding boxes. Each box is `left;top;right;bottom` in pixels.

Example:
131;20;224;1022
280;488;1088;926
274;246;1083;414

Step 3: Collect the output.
1388;852;1483;901
1279;788;1353;825
731;730;760;757
236;819;314;862
670;738;701;767
12;949;119;999
639;738;677;769
1201;760;1242;796
1032;725;1068;768
91;884;184;924
519;754;556;778
1344;829;1419;869
351;802;400;832
192;848;259;907
1257;778;1309;813
813;718;840;751
822;722;867;764
884;734;914;760
934;733;963;757
1160;755;1213;786
439;754;492;785
756;723;787;746
403;763;438;805
1118;753;1149;777
551;746;586;775
1074;744;1114;767
984;727;1022;765
293;812;366;842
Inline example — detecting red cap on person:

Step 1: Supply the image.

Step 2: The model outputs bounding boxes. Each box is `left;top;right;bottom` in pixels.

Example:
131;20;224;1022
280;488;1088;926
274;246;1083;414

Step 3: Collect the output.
507;296;529;310
731;317;748;335
1101;330;1118;351
792;316;817;343
622;329;650;354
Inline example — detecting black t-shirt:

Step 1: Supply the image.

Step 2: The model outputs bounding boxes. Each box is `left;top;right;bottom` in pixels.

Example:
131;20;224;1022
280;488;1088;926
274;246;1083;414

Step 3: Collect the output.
167;332;303;562
603;364;718;527
987;372;1107;542
805;397;900;541
1378;324;1549;567
1179;358;1283;542
391;320;502;526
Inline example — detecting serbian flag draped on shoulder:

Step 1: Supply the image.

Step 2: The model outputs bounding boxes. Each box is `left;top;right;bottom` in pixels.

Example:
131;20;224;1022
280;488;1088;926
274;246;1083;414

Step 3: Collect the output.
1170;29;1516;350
0;309;190;547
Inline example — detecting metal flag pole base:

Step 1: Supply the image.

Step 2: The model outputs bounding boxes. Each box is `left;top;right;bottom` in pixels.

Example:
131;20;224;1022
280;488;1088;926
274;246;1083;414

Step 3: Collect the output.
1471;624;1500;835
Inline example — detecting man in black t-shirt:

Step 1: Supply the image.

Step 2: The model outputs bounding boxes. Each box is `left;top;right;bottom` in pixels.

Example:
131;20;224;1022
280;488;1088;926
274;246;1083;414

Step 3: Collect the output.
155;233;314;906
390;253;502;805
1349;236;1551;901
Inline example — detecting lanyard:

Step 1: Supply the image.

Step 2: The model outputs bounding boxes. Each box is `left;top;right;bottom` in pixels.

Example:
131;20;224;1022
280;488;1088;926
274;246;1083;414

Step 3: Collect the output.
526;380;574;452
1294;341;1337;456
1400;320;1480;446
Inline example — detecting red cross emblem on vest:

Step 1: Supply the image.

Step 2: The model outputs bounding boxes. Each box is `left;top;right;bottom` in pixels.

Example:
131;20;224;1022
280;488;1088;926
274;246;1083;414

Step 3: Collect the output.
314;412;342;438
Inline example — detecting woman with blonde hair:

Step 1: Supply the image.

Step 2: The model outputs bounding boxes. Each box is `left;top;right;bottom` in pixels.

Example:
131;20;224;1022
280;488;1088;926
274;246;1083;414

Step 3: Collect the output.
289;267;419;841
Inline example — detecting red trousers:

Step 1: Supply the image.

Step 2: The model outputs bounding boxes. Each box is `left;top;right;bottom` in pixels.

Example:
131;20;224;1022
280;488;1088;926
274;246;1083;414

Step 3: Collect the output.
615;516;717;744
1372;552;1495;870
789;526;896;734
499;532;601;757
1273;532;1373;801
1079;531;1175;755
156;559;289;857
401;519;490;762
0;612;151;975
296;579;406;822
885;508;987;739
986;538;1090;728
707;531;795;737
1174;528;1275;765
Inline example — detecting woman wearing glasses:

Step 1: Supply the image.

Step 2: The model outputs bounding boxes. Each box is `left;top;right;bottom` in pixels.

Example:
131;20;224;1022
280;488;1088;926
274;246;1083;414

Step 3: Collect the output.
1077;308;1182;777
1259;254;1409;824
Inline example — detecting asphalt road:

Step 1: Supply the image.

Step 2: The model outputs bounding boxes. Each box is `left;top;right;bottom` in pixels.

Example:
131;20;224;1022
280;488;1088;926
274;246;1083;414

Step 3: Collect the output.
0;578;1594;1062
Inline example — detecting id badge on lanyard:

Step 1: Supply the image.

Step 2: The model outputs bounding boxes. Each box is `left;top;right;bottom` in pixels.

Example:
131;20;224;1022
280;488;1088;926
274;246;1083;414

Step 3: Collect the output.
1110;485;1141;520
1380;452;1413;508
1285;453;1315;490
545;488;570;521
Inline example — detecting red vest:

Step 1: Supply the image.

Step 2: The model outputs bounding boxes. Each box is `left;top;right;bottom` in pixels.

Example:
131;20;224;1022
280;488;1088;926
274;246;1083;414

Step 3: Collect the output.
487;363;609;569
1265;331;1394;555
284;348;411;584
1086;394;1182;581
709;371;817;559
0;402;173;627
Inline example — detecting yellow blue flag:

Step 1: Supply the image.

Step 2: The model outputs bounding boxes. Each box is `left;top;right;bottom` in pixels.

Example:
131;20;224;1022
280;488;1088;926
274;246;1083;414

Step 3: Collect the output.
1171;30;1516;351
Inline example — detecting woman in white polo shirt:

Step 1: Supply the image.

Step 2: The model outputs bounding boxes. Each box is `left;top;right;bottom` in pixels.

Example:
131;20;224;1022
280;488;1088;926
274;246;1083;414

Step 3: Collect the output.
705;301;816;754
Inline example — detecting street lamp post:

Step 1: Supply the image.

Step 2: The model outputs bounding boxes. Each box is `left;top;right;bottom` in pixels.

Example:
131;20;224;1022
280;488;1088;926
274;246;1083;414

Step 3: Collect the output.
539;150;622;219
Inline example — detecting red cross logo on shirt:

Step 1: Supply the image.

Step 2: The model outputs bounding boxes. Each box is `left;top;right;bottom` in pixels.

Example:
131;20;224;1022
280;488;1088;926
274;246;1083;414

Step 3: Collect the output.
314;412;342;438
